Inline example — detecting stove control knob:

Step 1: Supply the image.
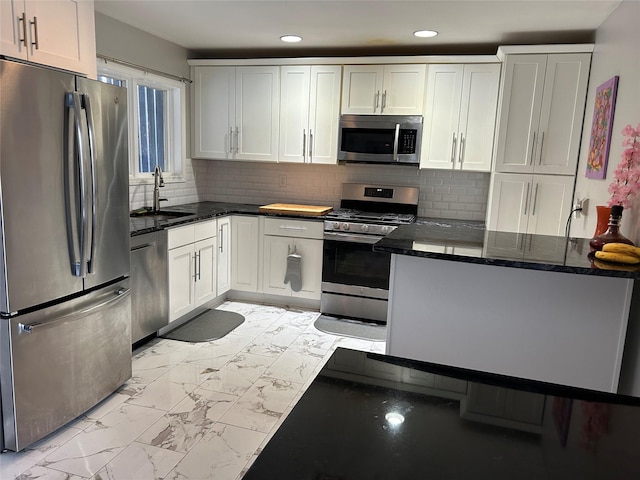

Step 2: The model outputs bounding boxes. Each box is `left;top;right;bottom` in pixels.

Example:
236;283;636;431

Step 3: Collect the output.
332;222;341;230
360;224;369;233
341;223;350;231
380;226;390;235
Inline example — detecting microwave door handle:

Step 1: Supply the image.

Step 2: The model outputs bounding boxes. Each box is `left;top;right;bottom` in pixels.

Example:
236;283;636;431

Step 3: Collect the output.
392;124;400;161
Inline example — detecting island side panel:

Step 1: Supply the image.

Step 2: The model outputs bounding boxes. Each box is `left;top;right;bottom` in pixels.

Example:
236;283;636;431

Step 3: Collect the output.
386;254;633;393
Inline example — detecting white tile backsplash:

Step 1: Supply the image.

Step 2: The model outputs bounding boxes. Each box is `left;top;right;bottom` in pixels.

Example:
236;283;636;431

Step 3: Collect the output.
130;158;490;221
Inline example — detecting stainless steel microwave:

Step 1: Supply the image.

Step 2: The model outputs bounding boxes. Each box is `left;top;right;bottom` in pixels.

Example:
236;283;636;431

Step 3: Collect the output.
337;115;423;165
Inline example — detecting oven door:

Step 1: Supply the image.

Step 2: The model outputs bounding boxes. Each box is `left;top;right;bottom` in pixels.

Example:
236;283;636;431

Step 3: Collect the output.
322;231;390;298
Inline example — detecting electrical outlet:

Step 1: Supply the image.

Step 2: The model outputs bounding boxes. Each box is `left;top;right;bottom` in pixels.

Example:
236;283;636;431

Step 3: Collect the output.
279;174;287;187
573;197;588;219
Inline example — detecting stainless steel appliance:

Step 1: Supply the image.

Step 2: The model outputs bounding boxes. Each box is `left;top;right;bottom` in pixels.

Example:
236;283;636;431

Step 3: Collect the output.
0;59;131;452
131;231;168;344
337;115;423;165
321;183;418;324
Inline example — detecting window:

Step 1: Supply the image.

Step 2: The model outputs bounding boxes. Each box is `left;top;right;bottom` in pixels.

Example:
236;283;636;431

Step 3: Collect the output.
97;61;186;183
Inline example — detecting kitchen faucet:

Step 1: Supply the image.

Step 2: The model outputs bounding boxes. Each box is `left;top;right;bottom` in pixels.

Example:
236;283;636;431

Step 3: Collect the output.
153;165;167;212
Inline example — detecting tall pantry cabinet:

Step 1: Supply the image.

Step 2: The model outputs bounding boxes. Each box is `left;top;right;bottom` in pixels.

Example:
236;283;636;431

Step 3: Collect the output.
487;49;591;235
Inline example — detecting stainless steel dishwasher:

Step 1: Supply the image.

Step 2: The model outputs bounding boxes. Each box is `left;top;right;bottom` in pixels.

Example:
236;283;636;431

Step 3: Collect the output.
130;231;168;344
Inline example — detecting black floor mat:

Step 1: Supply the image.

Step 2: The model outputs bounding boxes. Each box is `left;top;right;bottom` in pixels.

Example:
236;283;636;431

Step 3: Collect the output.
160;309;245;343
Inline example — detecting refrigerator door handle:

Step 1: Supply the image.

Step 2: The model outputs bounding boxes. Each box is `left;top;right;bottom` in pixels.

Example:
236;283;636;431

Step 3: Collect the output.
82;94;97;274
18;287;130;333
65;92;90;277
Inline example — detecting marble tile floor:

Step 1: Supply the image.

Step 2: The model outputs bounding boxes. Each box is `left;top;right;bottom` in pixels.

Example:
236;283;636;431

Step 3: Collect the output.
2;301;385;480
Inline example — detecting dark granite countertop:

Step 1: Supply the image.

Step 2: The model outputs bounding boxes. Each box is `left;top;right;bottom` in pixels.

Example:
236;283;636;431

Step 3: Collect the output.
244;347;640;480
374;219;640;280
130;201;327;236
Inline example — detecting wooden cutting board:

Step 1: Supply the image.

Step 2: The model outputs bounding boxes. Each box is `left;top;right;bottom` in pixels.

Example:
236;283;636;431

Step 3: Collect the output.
258;203;333;216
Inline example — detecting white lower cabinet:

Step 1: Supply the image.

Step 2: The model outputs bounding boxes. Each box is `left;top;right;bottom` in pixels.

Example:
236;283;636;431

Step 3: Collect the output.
487;173;574;235
231;215;260;292
262;218;323;300
217;217;231;295
167;220;217;322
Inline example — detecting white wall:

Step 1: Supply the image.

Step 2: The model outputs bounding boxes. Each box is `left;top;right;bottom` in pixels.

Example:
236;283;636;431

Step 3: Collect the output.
571;0;640;242
94;13;201;210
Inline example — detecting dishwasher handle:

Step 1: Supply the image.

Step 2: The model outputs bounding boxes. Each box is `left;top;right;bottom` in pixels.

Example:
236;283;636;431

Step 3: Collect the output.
130;243;154;252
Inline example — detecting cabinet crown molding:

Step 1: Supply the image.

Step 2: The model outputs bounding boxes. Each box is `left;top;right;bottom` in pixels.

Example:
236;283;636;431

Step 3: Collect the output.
496;44;594;60
188;55;500;67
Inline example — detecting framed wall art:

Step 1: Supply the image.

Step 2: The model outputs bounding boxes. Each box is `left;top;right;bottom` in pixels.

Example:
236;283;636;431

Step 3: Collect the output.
586;76;619;179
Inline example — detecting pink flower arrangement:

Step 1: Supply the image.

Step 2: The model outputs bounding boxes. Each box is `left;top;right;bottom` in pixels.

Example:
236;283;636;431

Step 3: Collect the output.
608;123;640;209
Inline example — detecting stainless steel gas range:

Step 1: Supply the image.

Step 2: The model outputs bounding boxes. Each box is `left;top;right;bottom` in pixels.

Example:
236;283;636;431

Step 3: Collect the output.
321;183;419;324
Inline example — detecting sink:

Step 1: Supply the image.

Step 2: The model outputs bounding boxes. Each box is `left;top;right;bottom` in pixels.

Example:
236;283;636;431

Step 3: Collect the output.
130;209;192;222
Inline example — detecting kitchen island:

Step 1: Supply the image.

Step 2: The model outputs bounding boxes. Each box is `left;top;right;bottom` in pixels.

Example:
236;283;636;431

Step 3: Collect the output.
374;221;640;396
244;347;640;479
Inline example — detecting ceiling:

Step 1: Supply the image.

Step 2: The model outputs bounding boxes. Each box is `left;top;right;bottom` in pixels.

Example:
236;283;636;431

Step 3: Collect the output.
94;0;621;57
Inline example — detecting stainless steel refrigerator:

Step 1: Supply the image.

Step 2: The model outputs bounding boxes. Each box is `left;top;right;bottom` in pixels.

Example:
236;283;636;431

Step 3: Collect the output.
0;59;131;452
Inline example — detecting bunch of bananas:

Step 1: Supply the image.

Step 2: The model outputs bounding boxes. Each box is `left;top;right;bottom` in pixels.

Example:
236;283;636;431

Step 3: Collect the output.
594;243;640;265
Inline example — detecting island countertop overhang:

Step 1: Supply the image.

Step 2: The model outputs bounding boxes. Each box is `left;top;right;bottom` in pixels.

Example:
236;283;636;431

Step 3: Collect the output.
373;220;640;280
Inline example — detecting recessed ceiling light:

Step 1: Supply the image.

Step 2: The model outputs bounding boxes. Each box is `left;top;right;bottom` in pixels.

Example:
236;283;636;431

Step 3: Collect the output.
280;35;302;43
413;30;438;38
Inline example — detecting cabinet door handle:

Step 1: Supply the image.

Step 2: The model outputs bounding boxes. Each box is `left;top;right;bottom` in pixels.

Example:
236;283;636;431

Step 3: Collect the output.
381;90;387;112
538;131;545;165
531;183;539;216
374;91;380;112
198;251;202;280
219;228;223;252
523;182;531;216
18;14;27;47
302;129;306;162
193;252;198;282
450;133;457;164
458;133;466;167
309;130;313;162
234;127;239;154
529;131;536;166
29;16;39;50
228;127;233;154
279;225;306;231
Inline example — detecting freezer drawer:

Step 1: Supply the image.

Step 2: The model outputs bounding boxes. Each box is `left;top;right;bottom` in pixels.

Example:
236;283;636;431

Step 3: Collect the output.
0;280;132;451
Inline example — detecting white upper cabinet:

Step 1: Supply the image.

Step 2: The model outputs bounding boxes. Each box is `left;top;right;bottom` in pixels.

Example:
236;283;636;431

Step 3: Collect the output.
341;64;426;115
279;65;342;164
487;173;574;235
0;0;96;77
420;63;500;171
193;65;280;161
235;66;280;161
193;66;235;159
494;53;591;175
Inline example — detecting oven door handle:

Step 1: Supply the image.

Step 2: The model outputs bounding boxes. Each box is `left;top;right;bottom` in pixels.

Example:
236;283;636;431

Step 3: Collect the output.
324;231;383;244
